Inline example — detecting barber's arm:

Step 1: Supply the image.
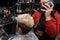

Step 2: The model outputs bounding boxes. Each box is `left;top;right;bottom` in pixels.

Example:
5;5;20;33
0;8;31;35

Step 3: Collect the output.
32;10;41;28
41;2;58;38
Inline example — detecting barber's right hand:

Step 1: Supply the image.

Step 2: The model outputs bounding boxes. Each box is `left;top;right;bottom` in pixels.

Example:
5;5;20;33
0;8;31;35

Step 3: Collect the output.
41;2;54;21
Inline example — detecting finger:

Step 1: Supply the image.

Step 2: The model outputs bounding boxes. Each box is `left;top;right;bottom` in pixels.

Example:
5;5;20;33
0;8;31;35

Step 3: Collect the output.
42;3;49;10
33;9;37;11
44;3;50;8
41;9;46;12
51;2;54;8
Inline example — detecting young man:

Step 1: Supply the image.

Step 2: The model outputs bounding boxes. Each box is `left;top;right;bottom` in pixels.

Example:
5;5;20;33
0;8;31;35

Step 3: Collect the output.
32;0;60;40
8;14;39;40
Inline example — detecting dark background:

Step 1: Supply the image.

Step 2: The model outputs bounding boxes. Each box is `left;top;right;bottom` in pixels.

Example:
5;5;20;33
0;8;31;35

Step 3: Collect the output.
0;0;60;6
0;0;17;6
0;0;60;35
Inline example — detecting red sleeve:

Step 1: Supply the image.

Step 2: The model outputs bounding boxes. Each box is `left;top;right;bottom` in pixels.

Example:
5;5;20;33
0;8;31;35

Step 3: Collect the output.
32;11;41;28
46;18;57;38
45;11;60;38
54;11;60;32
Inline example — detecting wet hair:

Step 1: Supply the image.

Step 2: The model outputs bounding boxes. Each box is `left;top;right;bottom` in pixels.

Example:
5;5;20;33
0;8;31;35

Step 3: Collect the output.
18;23;32;35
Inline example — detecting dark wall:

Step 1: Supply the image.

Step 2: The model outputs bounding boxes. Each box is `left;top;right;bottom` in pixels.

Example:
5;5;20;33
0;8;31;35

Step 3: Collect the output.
54;0;60;4
3;22;16;34
0;0;8;6
53;0;60;13
0;0;60;6
0;0;17;6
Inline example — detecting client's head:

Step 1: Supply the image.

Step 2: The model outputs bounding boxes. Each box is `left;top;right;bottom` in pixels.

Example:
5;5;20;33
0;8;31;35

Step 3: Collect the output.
16;14;34;35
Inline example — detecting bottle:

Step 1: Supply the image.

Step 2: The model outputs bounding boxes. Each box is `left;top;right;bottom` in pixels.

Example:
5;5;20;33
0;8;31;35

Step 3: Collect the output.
8;8;11;16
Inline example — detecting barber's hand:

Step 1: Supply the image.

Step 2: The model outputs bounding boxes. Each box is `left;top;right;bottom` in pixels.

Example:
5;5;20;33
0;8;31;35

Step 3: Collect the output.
41;2;54;21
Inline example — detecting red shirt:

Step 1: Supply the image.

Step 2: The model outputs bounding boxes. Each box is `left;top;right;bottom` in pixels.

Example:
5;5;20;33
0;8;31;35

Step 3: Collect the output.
32;11;60;38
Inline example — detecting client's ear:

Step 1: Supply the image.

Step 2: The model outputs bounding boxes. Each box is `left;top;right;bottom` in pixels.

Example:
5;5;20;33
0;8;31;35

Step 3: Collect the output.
16;22;19;32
